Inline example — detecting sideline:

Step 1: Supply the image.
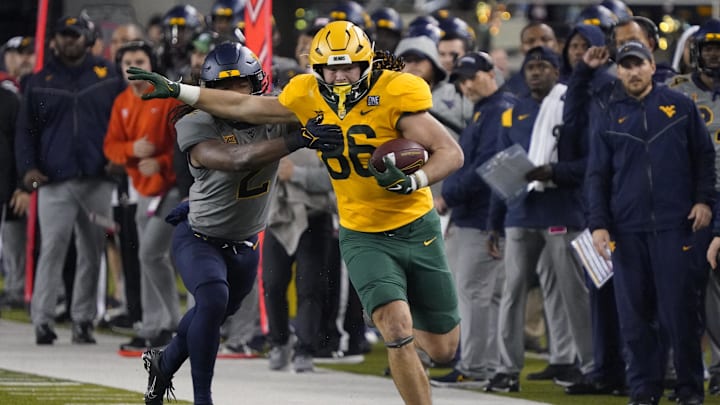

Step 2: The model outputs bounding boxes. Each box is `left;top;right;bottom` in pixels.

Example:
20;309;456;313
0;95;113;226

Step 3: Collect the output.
0;319;546;404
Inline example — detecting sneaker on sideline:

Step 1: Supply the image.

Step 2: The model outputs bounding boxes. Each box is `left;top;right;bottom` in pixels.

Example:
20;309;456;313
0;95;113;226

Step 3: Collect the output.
484;373;520;393
293;353;314;373
430;369;488;389
268;337;294;371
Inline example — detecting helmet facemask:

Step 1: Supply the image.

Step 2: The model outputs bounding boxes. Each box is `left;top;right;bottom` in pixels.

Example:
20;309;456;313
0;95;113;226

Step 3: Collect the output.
309;21;375;118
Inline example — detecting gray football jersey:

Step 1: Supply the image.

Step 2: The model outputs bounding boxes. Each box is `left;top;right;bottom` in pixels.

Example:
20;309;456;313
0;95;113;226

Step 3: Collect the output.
669;74;720;189
176;110;282;240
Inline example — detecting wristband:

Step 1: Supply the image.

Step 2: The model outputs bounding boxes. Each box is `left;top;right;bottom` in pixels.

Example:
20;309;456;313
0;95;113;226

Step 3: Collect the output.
178;84;200;105
412;169;429;189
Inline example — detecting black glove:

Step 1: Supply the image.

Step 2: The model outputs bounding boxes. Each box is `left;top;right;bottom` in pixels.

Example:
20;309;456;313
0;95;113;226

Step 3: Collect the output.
126;67;180;100
525;164;553;182
284;114;344;152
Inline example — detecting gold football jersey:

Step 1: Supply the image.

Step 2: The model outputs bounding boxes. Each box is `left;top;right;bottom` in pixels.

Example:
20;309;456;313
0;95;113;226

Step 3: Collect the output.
279;70;434;232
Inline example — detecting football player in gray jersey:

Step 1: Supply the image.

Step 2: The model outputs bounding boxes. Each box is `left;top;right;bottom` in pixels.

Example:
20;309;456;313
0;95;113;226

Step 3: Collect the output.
682;18;720;397
139;42;343;405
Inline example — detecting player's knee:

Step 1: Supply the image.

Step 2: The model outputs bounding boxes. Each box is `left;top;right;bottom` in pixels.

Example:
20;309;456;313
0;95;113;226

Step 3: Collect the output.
385;335;414;349
372;302;412;337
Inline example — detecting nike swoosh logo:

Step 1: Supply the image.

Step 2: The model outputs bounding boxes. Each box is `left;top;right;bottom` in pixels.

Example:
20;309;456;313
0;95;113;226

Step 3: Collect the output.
518;114;529;120
360;109;374;115
618;116;628;124
252;239;260;250
423;237;437;246
387;184;403;192
682;245;692;251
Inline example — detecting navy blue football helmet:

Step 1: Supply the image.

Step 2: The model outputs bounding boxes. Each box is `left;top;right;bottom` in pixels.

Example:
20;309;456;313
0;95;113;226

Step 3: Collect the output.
200;42;267;94
371;7;403;33
575;5;617;33
601;0;633;21
407;22;443;45
439;17;475;49
691;18;720;75
408;15;439;30
329;1;372;30
210;0;244;20
163;5;204;47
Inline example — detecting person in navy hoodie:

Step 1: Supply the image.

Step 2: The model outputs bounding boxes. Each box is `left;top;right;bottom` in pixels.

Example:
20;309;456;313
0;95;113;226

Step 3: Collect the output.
587;41;715;405
15;15;124;345
562;24;627;396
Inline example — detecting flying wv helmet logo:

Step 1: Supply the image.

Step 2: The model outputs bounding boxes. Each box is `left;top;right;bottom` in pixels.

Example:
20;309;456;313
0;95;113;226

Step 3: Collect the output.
659;105;676;118
94;66;108;78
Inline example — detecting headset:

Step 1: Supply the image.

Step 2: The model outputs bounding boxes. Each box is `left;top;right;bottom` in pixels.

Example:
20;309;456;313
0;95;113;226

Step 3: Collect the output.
609;16;659;51
606;15;659;61
115;40;158;73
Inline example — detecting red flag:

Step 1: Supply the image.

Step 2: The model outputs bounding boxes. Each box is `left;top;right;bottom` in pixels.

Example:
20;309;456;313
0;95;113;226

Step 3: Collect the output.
244;0;273;91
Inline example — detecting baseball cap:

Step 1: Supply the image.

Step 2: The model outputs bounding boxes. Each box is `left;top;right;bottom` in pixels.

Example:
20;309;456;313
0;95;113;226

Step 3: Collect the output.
54;16;91;36
522;46;560;71
4;36;34;53
449;51;494;82
615;41;653;64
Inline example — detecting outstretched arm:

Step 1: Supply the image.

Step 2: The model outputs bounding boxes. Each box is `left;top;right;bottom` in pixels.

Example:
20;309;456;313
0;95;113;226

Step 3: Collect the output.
126;67;298;125
193;88;298;125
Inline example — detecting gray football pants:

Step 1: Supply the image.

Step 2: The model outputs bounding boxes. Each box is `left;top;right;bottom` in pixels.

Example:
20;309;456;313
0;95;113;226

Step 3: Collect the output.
445;225;504;379
498;227;594;374
31;179;113;326
135;189;181;338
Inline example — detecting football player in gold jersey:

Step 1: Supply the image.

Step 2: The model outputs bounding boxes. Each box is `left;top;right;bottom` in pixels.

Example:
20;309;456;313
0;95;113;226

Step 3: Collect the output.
128;21;463;404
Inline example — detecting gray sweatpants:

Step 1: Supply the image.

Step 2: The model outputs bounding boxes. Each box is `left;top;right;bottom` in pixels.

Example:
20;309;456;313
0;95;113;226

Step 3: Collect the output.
706;270;720;375
222;278;260;346
135;189;181;338
445;225;504;379
498;227;593;374
1;217;27;299
31;179;114;326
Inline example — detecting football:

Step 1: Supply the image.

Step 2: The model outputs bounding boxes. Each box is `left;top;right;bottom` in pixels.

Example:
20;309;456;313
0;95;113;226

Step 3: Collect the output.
370;138;428;175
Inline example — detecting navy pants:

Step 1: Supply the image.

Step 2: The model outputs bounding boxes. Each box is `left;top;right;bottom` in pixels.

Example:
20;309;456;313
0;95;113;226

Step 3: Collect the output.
585;276;626;387
160;220;259;405
612;229;705;401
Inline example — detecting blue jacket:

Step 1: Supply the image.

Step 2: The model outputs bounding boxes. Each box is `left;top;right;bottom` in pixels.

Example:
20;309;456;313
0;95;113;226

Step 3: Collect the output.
15;53;124;182
586;83;716;233
442;90;516;229
489;91;587;231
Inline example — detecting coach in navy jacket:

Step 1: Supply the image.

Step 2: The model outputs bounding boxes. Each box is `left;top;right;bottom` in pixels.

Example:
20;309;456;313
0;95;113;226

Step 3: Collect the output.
586;42;714;405
14;16;124;346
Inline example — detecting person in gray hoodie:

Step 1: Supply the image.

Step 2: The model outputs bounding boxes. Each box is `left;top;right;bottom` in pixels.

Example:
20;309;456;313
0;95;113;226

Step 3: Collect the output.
395;35;472;142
